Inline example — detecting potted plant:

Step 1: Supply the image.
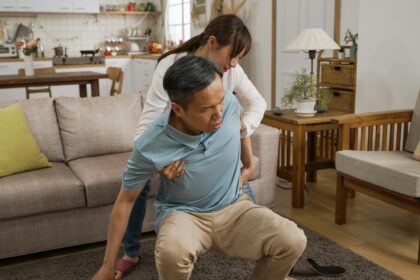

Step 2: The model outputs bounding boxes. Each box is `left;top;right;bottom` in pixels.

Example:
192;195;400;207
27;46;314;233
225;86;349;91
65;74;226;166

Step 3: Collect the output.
282;69;331;116
344;29;358;58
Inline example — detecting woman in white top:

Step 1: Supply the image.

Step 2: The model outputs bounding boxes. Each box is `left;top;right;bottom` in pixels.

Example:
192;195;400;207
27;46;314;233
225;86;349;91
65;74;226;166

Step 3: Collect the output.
115;14;267;279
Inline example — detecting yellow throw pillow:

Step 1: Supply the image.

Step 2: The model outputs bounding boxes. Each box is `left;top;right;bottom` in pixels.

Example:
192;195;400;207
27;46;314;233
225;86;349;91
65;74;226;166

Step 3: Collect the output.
413;141;420;161
0;104;51;177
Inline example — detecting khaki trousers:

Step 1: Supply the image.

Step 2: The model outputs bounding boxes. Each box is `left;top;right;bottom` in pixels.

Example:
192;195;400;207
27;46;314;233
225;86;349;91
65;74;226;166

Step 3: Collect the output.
155;195;307;280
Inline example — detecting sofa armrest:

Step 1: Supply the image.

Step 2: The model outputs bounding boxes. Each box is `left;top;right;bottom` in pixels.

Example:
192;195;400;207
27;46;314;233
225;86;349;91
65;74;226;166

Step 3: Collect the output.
251;124;280;177
249;124;280;207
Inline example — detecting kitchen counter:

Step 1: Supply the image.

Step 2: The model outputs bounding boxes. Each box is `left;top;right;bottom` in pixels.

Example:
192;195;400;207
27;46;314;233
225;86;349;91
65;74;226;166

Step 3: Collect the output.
0;57;52;62
0;53;160;63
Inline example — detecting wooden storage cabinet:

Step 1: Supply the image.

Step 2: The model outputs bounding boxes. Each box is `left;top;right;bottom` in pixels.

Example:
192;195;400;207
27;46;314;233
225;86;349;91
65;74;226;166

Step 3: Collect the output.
317;50;357;113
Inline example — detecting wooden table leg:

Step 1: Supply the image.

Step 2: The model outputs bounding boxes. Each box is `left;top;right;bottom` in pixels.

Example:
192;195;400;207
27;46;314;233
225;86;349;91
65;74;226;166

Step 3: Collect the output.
91;80;100;97
292;126;305;208
307;131;317;183
79;84;87;98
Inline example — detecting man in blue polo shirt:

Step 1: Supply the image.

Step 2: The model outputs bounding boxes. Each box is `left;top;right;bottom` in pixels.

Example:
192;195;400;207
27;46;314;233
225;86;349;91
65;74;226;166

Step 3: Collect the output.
93;56;306;280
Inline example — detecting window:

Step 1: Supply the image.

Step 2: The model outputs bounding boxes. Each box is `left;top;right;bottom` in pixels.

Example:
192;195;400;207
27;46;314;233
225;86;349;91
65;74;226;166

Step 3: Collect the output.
167;0;191;44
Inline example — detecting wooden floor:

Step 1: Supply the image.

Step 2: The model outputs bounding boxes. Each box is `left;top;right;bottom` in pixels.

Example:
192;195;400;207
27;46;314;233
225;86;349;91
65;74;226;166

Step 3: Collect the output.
272;169;420;280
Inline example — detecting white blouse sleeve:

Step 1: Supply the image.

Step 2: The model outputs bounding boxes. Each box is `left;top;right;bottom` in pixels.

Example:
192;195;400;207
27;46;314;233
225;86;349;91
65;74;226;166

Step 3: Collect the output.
134;58;172;140
231;64;267;138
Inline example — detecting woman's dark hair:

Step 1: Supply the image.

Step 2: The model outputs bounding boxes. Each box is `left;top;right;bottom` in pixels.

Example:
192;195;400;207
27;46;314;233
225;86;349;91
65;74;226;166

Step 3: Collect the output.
163;56;223;109
158;14;252;63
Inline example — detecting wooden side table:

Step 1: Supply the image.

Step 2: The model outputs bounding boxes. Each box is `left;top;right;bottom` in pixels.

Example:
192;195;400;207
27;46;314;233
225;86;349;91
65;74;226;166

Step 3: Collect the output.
262;109;350;208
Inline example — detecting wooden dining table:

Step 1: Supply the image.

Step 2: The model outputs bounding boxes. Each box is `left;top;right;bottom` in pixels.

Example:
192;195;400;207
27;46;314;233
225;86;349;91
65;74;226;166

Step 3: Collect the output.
0;71;108;97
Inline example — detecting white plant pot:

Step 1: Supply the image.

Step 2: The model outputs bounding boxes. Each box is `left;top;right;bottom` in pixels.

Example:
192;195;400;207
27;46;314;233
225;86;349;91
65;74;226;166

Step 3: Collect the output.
295;98;316;117
23;55;34;76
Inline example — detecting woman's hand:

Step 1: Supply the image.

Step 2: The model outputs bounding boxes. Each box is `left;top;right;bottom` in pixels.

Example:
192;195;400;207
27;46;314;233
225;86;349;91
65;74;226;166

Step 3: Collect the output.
239;164;254;189
160;160;185;179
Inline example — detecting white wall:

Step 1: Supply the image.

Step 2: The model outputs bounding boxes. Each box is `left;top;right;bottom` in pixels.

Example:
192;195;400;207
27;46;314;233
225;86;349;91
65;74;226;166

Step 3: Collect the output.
239;0;272;107
340;0;359;45
189;0;272;107
356;0;420;113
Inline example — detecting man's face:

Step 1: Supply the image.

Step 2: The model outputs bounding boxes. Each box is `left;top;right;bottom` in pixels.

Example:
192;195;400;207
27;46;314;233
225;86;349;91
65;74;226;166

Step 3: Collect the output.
172;74;224;135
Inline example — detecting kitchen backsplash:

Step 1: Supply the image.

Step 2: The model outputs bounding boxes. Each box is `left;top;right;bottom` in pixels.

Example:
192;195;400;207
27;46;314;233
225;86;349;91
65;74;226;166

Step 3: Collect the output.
0;0;162;57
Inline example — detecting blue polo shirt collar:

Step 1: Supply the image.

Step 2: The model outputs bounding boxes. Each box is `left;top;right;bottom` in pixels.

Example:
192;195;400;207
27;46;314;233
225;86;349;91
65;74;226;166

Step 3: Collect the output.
156;109;206;150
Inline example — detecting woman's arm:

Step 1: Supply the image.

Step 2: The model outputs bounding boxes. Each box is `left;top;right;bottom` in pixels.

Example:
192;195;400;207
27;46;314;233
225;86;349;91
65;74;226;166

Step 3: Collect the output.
134;57;174;140
230;64;267;138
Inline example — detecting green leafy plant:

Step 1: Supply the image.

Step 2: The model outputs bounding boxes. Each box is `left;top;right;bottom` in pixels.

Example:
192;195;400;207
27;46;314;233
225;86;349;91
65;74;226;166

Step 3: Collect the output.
344;29;358;46
281;69;331;110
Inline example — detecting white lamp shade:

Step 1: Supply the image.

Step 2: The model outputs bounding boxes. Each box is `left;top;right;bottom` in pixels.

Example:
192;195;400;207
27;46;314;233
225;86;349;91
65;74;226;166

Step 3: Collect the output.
284;28;340;51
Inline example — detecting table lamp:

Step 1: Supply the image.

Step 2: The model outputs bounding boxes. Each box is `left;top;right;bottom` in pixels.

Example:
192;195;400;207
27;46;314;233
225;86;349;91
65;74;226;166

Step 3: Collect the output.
284;28;340;97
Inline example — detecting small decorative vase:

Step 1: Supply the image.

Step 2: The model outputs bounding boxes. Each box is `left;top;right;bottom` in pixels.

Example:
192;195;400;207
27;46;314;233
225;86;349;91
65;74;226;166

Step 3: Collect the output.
23;55;34;76
350;45;358;58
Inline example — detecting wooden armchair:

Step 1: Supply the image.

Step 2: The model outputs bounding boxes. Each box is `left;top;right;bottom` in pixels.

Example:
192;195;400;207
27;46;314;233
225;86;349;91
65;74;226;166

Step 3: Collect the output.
333;94;420;265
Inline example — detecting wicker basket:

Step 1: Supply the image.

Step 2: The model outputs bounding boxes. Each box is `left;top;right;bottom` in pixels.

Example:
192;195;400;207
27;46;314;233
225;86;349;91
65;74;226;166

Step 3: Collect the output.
327;89;354;112
320;64;355;87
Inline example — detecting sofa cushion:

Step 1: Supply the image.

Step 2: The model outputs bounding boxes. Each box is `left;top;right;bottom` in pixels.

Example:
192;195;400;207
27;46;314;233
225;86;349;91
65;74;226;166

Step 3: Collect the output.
405;90;420;152
336;150;420;197
55;94;142;161
0;162;85;220
68;152;158;208
0;98;64;162
0;104;51;177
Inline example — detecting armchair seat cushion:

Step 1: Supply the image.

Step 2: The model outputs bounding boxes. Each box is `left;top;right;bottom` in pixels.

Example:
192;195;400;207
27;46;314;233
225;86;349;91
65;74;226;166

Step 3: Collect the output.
336;150;420;197
68;152;158;208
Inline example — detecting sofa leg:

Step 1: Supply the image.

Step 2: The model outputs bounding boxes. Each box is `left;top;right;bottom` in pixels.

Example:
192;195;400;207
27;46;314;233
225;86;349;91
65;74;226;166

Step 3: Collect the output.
418;236;420;265
335;173;348;225
348;189;356;199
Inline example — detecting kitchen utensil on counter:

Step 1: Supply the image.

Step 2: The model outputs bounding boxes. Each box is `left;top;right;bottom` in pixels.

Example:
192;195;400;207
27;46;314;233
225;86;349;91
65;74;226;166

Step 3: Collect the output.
53;46;67;57
80;49;100;56
13;24;32;42
36;38;45;58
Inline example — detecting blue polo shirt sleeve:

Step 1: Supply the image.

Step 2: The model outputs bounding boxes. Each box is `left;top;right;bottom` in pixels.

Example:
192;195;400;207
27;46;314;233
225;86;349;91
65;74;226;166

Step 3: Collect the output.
122;147;158;190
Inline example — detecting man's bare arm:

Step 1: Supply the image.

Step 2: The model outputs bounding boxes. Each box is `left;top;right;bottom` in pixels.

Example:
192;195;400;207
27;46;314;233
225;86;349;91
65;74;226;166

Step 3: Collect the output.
92;187;142;280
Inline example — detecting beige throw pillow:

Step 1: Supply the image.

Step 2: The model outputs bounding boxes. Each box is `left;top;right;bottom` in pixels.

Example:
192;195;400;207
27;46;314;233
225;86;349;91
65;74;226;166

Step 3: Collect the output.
413;141;420;161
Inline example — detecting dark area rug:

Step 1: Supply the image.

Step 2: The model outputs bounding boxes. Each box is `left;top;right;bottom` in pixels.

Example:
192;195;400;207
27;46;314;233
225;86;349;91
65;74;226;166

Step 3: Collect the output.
0;226;401;280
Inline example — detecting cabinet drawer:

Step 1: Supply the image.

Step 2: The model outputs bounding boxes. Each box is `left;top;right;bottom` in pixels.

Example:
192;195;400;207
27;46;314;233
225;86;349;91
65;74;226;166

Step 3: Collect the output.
328;89;354;113
320;64;355;87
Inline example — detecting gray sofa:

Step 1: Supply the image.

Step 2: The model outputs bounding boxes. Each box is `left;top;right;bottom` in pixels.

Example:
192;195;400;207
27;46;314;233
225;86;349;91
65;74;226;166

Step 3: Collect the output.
0;94;280;259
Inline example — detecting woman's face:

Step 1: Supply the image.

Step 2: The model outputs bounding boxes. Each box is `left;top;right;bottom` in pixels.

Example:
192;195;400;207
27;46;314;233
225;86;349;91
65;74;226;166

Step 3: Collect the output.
207;43;246;72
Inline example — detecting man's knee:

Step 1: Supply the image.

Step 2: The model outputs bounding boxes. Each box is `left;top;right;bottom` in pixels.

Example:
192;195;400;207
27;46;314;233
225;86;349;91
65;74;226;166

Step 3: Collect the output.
286;226;307;257
155;236;196;269
270;221;307;258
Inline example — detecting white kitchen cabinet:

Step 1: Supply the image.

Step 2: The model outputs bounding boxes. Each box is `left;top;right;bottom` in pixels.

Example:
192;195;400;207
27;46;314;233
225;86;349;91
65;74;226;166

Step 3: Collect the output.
132;58;157;93
72;0;99;13
0;60;52;101
0;0;99;13
16;0;45;12
0;0;17;11
105;58;133;95
44;0;72;13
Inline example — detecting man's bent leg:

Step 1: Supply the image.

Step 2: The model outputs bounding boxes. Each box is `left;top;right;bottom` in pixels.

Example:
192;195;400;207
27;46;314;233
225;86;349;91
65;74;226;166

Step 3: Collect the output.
214;196;307;280
122;180;151;257
155;211;213;280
